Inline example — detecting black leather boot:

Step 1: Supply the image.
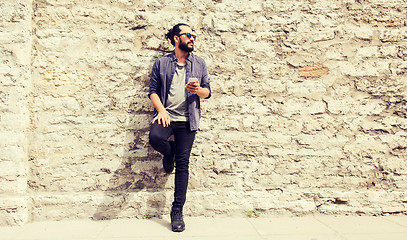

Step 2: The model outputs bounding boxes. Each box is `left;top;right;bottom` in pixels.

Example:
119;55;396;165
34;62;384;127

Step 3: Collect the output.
170;207;185;232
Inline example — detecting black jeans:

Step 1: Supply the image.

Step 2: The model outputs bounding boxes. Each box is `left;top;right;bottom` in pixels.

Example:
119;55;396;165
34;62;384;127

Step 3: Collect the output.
149;121;196;209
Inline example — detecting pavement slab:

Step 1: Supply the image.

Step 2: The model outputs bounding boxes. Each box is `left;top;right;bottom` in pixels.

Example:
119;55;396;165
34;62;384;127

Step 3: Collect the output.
1;215;407;240
314;216;407;235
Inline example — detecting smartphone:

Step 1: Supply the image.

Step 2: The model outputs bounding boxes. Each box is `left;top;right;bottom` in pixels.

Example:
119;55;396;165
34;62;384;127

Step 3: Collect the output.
188;78;198;84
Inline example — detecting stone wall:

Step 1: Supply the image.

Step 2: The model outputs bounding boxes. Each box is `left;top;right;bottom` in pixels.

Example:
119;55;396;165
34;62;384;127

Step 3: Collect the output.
0;0;32;225
0;0;406;225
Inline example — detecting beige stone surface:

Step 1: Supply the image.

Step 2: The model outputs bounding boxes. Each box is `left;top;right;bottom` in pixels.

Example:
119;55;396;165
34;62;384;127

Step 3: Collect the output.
1;216;407;240
1;0;407;225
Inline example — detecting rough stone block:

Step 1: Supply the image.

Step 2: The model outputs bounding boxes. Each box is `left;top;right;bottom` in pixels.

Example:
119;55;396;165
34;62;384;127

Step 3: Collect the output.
1;0;407;226
0;197;29;225
298;64;329;77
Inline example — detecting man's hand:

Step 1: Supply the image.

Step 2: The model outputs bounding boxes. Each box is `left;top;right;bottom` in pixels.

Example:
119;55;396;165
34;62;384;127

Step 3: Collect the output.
185;81;199;94
186;80;210;98
152;110;170;127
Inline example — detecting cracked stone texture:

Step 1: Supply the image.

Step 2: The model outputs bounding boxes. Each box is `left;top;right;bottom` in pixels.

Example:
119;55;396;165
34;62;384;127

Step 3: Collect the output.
1;0;407;225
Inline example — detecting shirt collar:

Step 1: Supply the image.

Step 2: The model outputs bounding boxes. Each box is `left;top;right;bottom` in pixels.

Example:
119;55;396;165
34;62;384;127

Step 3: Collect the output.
170;51;193;62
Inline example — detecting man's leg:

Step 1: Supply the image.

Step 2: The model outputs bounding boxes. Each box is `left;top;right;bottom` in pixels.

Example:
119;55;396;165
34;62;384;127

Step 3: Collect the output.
170;122;196;232
172;122;196;208
149;122;175;173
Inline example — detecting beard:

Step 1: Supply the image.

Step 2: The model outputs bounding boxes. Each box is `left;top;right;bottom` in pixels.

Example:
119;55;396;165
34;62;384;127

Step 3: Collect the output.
179;39;194;52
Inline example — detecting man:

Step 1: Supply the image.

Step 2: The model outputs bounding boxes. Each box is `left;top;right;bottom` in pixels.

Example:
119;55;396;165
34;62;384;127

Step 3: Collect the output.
148;23;211;232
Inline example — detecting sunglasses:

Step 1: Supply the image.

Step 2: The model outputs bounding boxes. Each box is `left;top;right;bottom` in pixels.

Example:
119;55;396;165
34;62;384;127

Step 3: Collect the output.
177;33;197;39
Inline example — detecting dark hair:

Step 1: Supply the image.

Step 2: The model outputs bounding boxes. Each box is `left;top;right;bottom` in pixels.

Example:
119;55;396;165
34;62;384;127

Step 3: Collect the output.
166;23;190;46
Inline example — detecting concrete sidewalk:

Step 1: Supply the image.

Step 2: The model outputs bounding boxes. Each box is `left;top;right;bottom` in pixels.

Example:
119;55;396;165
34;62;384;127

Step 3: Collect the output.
1;215;407;240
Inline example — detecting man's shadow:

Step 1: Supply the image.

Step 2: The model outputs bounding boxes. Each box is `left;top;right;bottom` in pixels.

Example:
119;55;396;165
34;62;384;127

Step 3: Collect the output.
92;73;171;221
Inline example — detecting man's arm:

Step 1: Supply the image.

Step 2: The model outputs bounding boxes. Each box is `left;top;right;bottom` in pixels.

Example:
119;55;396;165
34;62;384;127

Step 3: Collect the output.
185;82;210;98
196;86;210;98
199;59;211;99
148;59;170;127
150;93;170;127
185;59;211;98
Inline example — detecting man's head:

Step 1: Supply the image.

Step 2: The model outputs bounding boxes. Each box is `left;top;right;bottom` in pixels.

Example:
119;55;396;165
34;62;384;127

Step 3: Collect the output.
166;23;196;52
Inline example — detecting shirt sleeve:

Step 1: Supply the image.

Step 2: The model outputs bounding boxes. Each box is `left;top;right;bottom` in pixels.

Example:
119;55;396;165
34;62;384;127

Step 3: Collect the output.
200;60;211;99
148;59;161;98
